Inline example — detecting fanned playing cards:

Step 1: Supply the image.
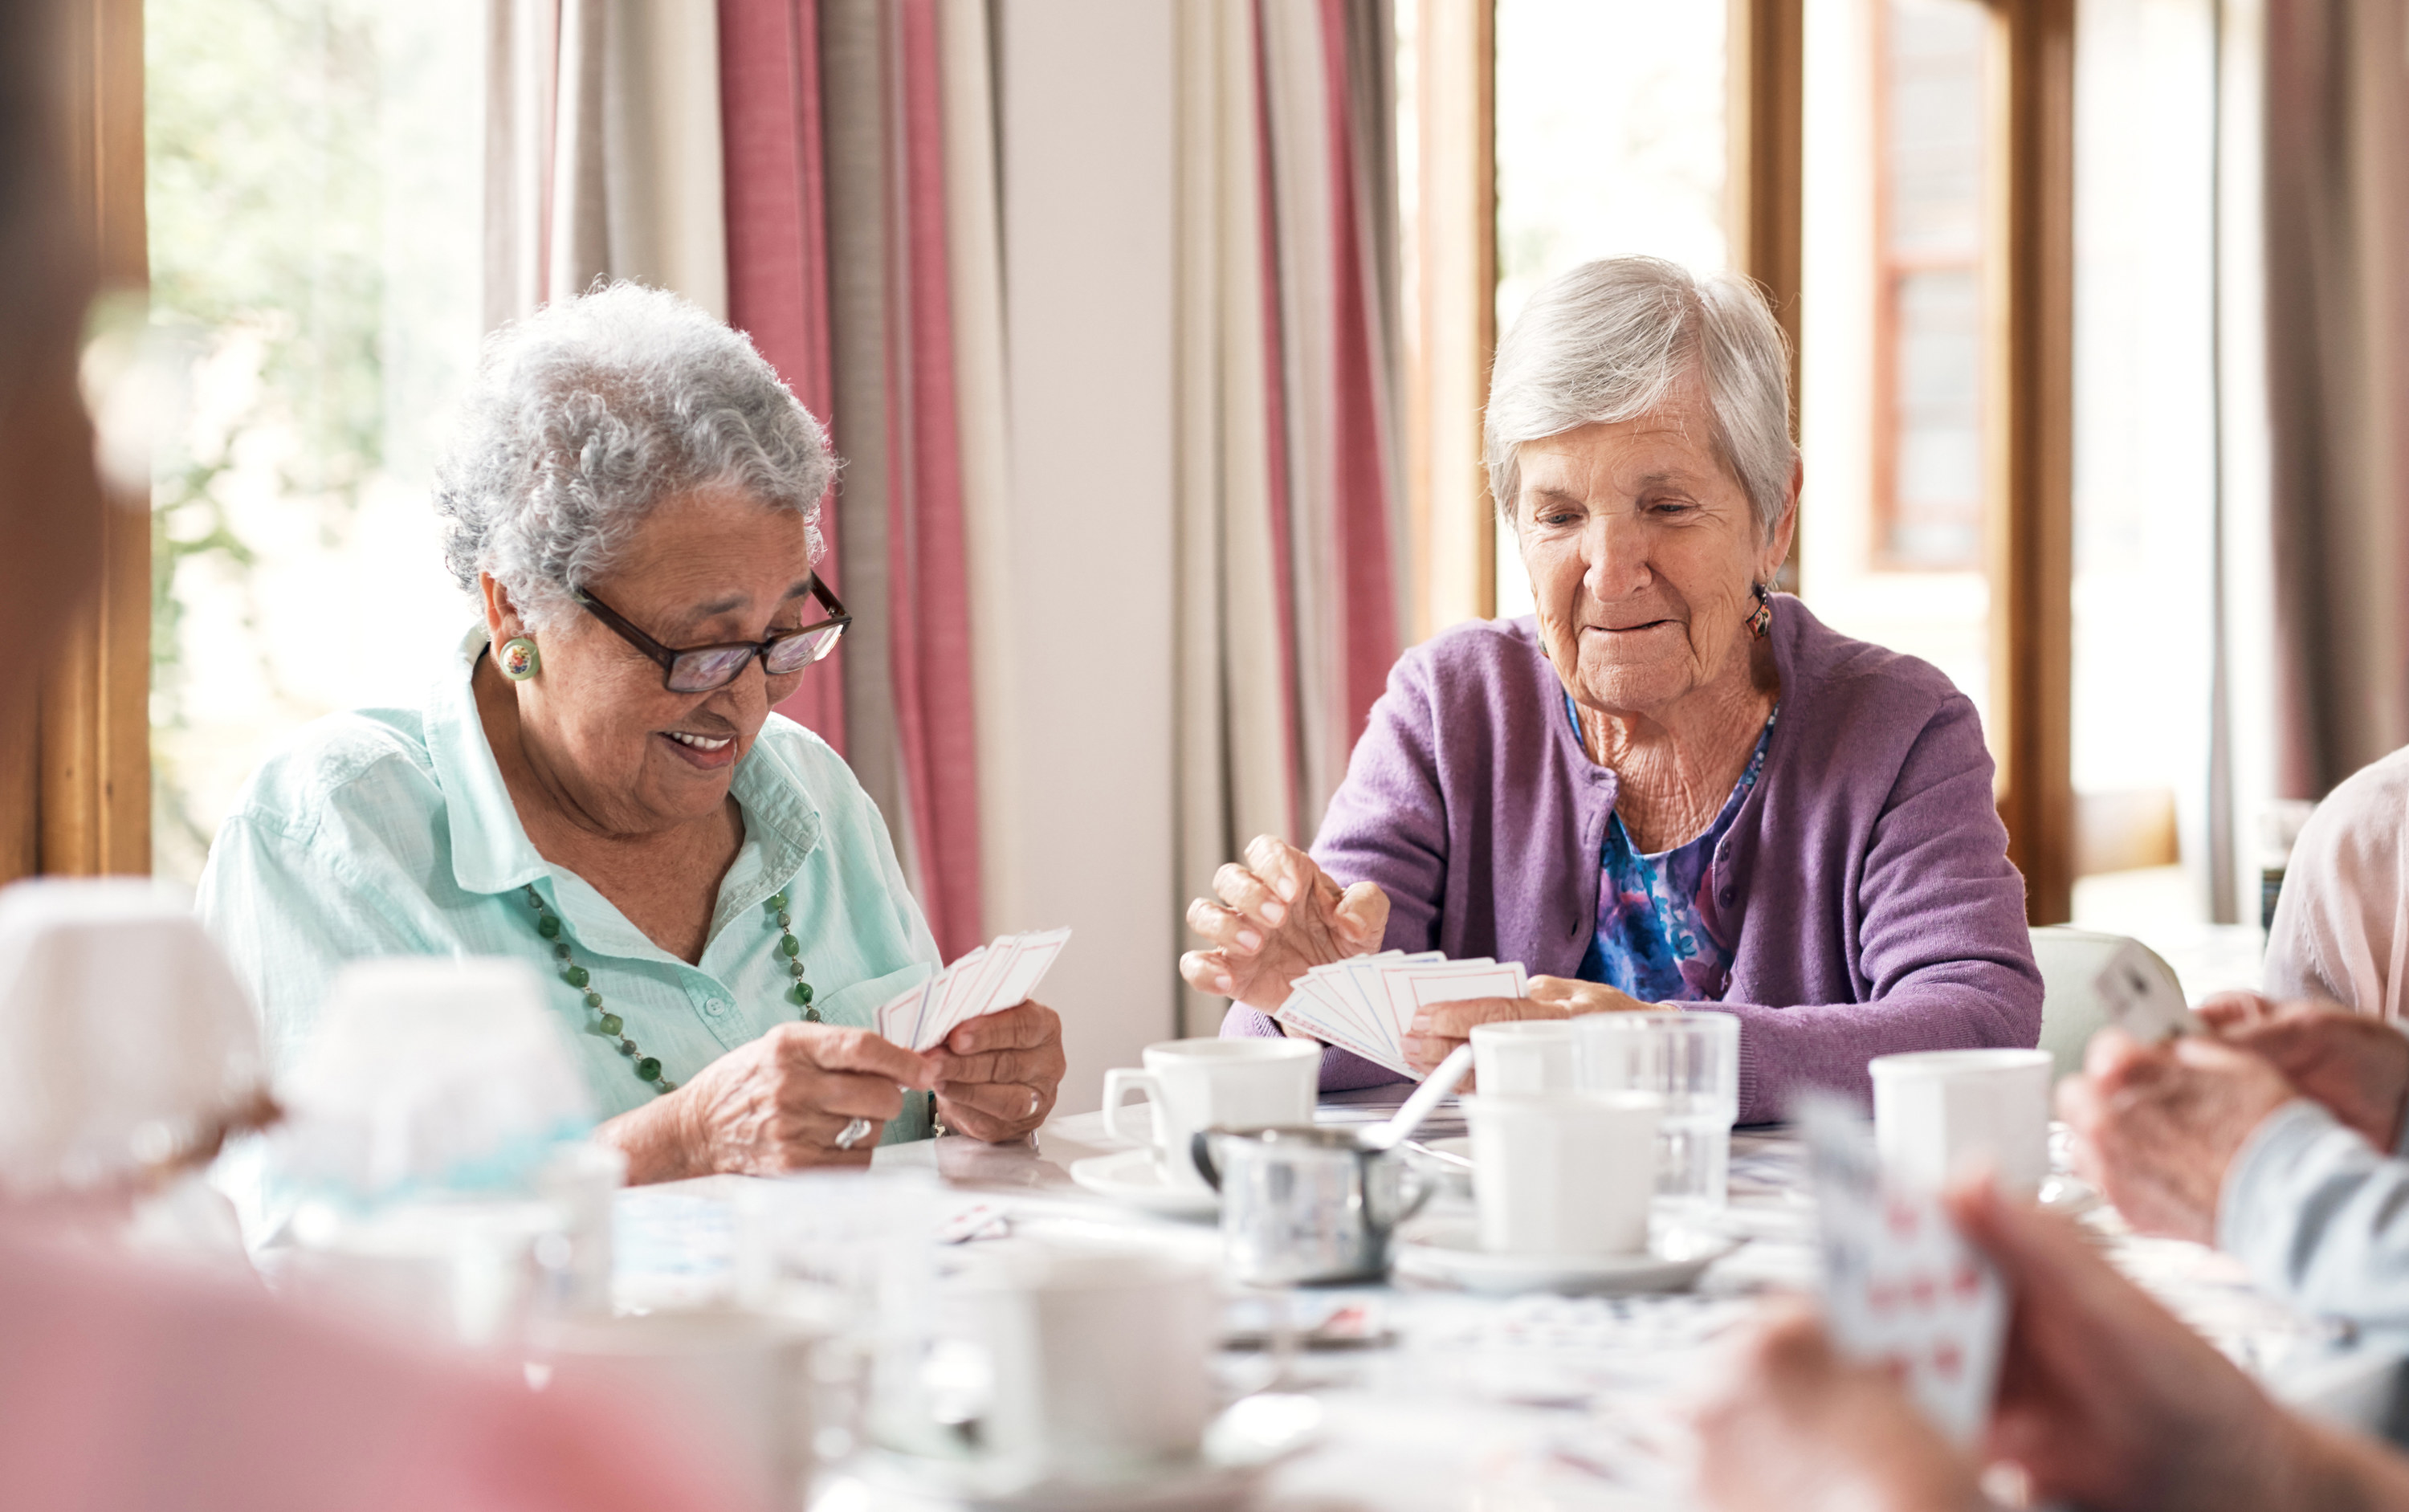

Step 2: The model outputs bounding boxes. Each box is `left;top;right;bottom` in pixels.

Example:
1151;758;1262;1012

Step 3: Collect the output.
1270;951;1529;1078
874;927;1071;1052
1799;1094;2007;1446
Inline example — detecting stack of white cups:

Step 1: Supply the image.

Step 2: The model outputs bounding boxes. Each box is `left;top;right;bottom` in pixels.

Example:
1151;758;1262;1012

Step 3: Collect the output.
1461;1021;1662;1257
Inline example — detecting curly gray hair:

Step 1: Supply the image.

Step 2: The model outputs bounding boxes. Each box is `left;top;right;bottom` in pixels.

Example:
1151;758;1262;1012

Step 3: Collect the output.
1484;257;1796;540
433;283;832;630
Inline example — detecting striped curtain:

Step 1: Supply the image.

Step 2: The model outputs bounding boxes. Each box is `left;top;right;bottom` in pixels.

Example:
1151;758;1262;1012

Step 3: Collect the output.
715;0;998;961
1174;0;1406;1029
483;0;730;328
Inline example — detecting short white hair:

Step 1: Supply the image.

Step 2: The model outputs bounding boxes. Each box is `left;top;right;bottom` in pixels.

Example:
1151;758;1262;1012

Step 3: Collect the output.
433;283;832;629
1484;257;1795;540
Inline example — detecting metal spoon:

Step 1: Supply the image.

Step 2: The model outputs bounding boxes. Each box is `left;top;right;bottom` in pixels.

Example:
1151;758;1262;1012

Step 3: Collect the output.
1359;1044;1475;1151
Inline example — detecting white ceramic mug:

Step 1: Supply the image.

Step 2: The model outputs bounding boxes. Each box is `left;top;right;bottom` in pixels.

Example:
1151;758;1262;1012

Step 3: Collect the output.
531;1309;821;1508
891;1245;1215;1489
1102;1038;1319;1190
1869;1048;2054;1195
1462;1091;1662;1256
1469;1019;1580;1095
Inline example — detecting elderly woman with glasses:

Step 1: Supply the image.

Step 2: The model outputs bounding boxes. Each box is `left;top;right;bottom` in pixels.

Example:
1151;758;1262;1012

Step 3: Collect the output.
199;283;1063;1181
1183;257;2041;1123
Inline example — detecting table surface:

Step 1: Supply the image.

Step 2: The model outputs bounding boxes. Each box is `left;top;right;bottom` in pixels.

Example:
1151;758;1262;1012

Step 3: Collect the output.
613;1089;2365;1512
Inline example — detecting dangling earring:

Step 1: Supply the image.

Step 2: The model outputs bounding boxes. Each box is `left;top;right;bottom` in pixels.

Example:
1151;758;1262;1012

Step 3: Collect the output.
499;636;542;680
1747;581;1774;640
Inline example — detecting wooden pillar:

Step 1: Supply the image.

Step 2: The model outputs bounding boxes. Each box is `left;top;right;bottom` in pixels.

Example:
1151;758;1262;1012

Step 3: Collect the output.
14;0;150;882
1985;0;2076;923
1407;0;1496;637
1728;0;1804;434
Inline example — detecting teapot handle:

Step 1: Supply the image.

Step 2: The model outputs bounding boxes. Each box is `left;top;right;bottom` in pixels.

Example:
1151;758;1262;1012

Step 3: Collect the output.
1188;1131;1224;1191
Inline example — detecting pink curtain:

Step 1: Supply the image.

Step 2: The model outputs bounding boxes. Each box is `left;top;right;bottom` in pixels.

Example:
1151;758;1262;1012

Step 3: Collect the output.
719;0;846;753
717;0;985;959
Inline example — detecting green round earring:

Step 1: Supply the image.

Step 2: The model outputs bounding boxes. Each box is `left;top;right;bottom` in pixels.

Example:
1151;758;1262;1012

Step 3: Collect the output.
499;636;541;681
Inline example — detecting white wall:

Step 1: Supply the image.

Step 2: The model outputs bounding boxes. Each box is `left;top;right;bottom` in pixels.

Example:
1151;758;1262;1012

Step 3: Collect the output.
995;0;1180;1114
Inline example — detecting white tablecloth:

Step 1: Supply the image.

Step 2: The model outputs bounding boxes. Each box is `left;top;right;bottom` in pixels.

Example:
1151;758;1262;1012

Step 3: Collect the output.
612;1094;2371;1511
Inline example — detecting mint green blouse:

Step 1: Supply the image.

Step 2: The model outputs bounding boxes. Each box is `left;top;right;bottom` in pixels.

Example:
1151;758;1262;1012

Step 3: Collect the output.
197;630;940;1144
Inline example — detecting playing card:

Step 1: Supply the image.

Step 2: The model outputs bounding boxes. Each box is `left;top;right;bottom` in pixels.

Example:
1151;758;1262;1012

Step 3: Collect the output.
870;928;1074;1052
1800;1093;2006;1445
2093;939;2199;1042
1378;960;1527;1053
988;926;1070;1013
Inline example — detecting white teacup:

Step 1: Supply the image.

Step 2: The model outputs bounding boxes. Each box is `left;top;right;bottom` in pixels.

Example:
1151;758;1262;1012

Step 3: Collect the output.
1469;1019;1580;1095
1102;1038;1319;1190
1869;1048;2053;1195
1462;1091;1661;1256
895;1245;1215;1486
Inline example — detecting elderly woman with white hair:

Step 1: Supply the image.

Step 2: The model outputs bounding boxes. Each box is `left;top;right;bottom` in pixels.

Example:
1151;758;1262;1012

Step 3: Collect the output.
1184;257;2041;1122
200;283;1063;1180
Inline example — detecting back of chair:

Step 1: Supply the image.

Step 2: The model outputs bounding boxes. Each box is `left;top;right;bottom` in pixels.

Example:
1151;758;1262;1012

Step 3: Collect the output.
2028;926;2184;1080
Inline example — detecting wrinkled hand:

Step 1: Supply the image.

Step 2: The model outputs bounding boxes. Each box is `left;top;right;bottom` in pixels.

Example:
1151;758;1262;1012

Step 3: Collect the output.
2215;1002;2409;1151
1180;834;1389;1014
1693;1303;1983;1512
2056;1029;2297;1244
2195;990;2278;1032
925;998;1065;1143
626;1023;935;1180
1947;1180;2313;1512
1398;976;1652;1076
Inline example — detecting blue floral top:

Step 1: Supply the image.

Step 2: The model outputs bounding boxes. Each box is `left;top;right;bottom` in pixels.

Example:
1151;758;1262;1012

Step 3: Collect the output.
1569;695;1777;1003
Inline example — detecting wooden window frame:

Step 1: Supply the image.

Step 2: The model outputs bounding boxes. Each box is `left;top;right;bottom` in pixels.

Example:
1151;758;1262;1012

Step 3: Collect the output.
1405;0;1499;637
1983;0;2076;923
0;0;150;884
1865;0;1991;575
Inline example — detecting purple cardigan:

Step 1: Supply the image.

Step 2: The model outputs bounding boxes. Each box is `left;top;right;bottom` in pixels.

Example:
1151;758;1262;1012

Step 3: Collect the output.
1221;597;2043;1123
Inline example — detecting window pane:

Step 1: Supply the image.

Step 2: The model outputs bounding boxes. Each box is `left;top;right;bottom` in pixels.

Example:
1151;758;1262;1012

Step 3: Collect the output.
2066;0;2219;930
146;0;484;883
1798;0;1997;730
1491;0;1726;621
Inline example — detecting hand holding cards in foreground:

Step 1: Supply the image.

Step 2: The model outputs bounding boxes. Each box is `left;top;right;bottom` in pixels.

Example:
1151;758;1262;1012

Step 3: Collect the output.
875;927;1071;1053
1800;1094;2007;1446
1271;952;1529;1078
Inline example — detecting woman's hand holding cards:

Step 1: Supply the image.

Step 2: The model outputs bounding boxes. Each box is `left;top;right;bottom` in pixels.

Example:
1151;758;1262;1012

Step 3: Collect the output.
1181;834;1390;1013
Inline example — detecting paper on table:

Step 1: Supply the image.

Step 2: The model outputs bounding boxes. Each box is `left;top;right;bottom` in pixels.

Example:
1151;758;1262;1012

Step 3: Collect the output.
873;927;1073;1052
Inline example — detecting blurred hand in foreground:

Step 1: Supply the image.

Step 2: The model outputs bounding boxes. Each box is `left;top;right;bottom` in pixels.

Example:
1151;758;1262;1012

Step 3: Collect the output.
1698;1180;2409;1512
1180;834;1388;1015
2211;1001;2409;1151
1693;1302;1983;1512
2056;1028;2296;1243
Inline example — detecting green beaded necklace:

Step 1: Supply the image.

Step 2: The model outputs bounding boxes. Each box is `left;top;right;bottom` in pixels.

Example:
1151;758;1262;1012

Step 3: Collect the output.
522;883;817;1094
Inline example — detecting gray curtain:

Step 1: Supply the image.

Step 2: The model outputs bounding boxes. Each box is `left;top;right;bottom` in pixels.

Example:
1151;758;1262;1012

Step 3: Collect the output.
2263;0;2409;798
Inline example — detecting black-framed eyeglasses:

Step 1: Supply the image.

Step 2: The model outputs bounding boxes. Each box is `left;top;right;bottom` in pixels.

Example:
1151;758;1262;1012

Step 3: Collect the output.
573;577;851;693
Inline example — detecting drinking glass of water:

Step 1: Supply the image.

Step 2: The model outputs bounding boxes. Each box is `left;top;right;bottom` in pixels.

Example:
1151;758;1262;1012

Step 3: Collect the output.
1571;1011;1739;1222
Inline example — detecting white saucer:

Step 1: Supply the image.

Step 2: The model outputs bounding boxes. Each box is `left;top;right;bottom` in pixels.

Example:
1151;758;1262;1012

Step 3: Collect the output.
1393;1221;1740;1295
846;1393;1320;1511
1067;1147;1221;1219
